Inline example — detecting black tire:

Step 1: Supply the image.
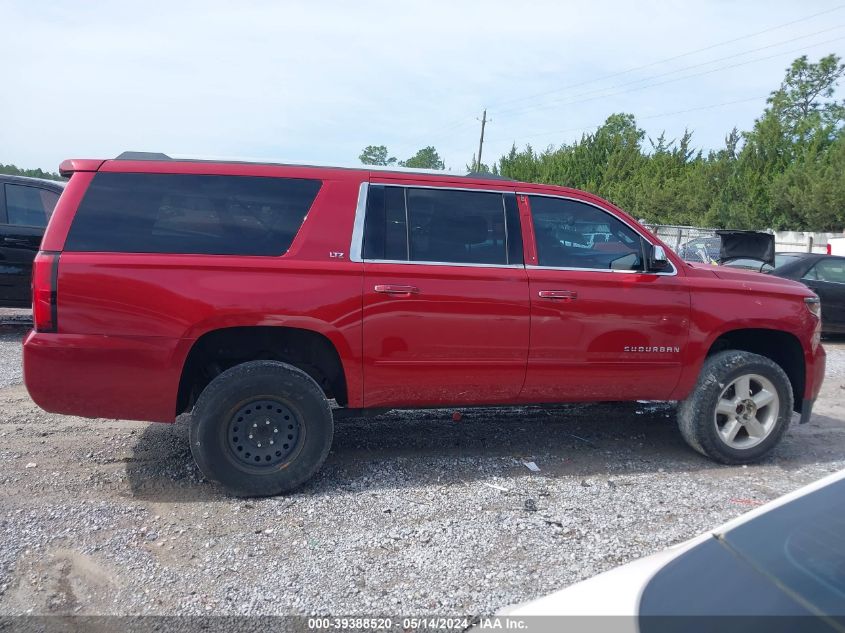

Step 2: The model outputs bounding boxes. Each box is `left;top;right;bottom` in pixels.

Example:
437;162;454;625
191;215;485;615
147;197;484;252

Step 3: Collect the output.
189;360;333;497
677;350;793;464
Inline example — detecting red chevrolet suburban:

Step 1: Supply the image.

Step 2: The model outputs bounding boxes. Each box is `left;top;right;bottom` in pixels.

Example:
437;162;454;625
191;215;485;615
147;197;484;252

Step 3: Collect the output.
23;153;826;496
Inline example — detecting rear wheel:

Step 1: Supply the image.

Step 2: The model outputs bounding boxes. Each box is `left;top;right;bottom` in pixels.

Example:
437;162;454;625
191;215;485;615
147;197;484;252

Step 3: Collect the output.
189;360;333;496
678;350;793;464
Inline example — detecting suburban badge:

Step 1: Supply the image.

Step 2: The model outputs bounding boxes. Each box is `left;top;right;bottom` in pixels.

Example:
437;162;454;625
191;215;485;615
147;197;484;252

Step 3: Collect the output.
624;346;681;353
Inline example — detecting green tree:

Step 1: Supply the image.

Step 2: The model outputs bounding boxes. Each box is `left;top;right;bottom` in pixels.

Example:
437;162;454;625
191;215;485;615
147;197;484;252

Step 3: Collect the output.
766;54;845;144
496;113;646;208
741;54;845;228
769;136;845;231
359;145;397;166
400;146;445;170
357;55;845;231
466;154;492;173
489;54;845;231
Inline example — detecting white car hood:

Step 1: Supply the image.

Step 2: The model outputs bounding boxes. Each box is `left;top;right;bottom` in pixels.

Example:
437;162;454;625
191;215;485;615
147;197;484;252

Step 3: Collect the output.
499;532;709;619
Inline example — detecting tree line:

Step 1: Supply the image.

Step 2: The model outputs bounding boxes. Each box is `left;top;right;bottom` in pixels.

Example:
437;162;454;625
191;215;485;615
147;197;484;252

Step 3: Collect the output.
0;164;64;181
359;145;445;170
362;54;845;231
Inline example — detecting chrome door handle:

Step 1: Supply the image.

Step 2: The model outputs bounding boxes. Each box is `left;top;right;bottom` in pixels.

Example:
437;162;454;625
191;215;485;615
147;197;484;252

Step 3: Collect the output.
538;290;577;302
374;284;420;296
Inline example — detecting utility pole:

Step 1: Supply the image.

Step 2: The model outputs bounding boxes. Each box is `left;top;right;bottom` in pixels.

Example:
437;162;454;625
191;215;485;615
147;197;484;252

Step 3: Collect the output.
475;109;490;172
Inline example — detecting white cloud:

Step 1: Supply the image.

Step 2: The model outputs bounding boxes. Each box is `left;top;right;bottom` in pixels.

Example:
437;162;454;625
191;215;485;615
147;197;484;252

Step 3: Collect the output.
1;0;843;171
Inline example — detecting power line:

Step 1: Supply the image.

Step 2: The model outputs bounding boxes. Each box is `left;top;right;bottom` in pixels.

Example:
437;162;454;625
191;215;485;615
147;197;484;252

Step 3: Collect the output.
464;31;845;159
489;4;845;111
426;115;478;145
475;95;765;164
422;7;845;146
509;94;769;144
470;33;844;159
496;24;845;118
494;34;845;120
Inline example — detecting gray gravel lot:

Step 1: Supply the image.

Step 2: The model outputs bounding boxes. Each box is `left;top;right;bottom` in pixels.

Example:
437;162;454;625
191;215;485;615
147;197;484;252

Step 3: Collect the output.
0;332;22;389
0;331;843;617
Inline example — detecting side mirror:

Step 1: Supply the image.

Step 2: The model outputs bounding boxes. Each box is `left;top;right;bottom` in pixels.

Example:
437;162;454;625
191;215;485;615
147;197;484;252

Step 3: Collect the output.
647;244;671;272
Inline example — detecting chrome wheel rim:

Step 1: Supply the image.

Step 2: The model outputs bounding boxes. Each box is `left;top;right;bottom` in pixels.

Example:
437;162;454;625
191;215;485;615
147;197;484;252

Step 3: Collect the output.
714;373;779;450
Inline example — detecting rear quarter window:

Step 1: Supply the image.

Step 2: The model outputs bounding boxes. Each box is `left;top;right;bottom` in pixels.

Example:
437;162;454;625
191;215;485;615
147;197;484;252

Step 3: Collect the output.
64;173;321;256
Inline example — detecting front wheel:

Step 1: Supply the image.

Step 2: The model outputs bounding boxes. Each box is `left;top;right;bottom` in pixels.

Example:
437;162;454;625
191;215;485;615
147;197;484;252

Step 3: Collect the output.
678;351;793;464
189;360;334;496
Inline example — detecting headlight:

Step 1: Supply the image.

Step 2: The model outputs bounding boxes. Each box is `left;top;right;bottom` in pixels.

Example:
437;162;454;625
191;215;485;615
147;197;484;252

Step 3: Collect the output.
805;296;821;318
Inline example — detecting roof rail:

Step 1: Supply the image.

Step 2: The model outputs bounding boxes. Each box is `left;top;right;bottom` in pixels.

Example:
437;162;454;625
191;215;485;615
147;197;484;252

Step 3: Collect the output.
465;171;510;180
115;151;172;160
109;152;517;182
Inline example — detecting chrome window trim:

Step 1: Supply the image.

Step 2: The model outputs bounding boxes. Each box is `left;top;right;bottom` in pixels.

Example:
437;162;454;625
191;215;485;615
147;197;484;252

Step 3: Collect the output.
518;191;678;277
527;264;640;274
363;259;523;269
378;183;515;195
349;181;368;262
403;187;410;260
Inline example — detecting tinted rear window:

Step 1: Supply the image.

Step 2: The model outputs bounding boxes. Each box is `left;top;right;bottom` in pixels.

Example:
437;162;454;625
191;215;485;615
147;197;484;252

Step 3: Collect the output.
65;173;321;255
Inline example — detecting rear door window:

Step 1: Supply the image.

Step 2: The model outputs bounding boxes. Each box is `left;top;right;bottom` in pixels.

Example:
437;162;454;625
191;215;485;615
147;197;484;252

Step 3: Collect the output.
363;185;518;266
65;173;321;256
4;184;59;227
407;188;508;265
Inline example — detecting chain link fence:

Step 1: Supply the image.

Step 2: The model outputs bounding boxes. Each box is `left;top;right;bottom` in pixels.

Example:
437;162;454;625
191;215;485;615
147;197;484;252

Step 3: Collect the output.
640;224;720;263
640;224;832;263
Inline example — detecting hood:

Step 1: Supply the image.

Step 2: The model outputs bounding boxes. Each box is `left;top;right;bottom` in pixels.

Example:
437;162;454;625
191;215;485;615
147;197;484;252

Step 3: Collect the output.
711;265;810;291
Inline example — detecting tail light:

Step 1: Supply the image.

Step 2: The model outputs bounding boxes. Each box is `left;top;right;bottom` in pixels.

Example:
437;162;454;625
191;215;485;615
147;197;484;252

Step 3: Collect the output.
827;244;832;255
32;251;59;332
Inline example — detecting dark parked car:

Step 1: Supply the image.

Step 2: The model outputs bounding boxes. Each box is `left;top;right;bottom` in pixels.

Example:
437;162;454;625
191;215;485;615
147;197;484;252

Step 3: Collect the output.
770;253;845;335
722;252;804;272
0;175;64;307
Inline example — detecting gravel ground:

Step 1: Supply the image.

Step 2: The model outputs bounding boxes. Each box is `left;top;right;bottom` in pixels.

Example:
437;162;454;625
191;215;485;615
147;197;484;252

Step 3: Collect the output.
0;332;843;617
0;332;23;389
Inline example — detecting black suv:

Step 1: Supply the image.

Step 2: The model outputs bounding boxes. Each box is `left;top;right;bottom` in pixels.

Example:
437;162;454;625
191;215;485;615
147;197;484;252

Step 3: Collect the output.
0;175;64;307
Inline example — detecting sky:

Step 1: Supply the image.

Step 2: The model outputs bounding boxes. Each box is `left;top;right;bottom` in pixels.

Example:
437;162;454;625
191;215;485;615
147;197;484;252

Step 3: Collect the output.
2;0;844;173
